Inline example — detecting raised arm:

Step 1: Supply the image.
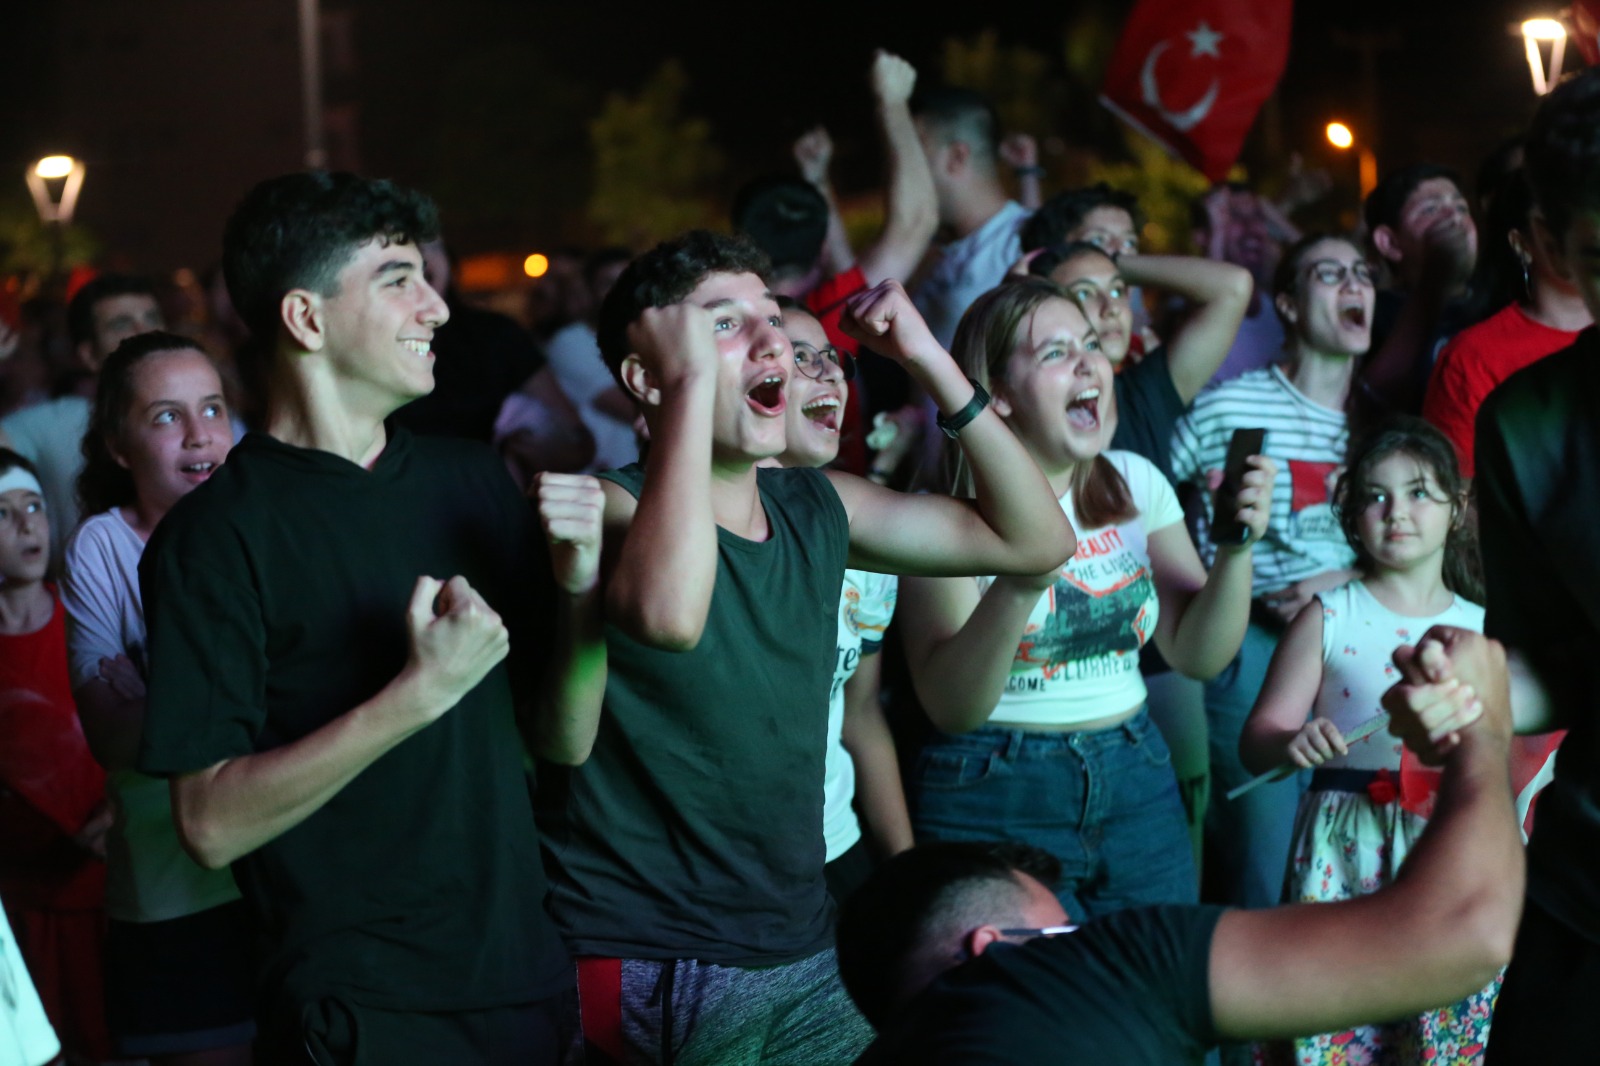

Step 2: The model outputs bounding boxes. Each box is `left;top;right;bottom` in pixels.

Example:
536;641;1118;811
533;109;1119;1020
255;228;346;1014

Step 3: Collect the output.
826;281;1075;577
1210;628;1521;1040
794;126;857;281
1361;221;1474;413
171;575;511;869
528;472;610;765
604;304;720;650
1117;253;1253;404
999;133;1043;212
1237;600;1338;775
857;51;939;285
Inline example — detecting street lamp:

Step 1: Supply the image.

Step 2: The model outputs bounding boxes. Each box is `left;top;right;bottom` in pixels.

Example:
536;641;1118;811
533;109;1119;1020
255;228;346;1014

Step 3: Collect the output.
1326;121;1377;201
26;154;85;283
1519;17;1568;95
26;155;85;224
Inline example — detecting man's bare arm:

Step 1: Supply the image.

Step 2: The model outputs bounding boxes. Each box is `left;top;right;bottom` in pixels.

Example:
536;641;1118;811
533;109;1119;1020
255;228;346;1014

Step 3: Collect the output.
857;52;938;286
172;575;511;868
1209;630;1521;1040
828;282;1075;578
529;473;611;766
603;306;719;650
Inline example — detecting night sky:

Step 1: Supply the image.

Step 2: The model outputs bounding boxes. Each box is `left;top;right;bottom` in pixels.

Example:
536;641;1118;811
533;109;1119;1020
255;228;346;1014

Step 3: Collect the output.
0;0;1557;272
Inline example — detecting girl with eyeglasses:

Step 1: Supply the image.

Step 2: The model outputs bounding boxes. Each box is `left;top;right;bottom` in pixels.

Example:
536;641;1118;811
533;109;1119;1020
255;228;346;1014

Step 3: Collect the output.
1167;233;1374;910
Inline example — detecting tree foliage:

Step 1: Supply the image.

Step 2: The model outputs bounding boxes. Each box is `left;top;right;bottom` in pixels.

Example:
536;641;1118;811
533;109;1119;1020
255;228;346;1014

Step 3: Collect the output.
588;60;725;247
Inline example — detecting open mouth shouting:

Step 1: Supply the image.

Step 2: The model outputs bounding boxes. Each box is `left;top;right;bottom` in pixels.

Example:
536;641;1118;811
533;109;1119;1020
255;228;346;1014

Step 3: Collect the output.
1065;386;1101;431
800;392;842;434
1337;299;1368;330
746;370;788;416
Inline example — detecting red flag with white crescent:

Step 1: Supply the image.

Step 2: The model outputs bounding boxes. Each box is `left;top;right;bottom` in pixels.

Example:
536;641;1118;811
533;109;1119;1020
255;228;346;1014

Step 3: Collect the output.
1100;0;1293;182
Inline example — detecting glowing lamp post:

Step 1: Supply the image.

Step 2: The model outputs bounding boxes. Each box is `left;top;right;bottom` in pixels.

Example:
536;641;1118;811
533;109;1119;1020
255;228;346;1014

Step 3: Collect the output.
26;155;85;224
1520;17;1568;95
26;155;85;282
1326;122;1377;201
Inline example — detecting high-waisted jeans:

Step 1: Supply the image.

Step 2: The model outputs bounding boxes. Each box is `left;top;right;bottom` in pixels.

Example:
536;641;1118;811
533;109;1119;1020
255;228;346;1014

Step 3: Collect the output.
911;708;1197;919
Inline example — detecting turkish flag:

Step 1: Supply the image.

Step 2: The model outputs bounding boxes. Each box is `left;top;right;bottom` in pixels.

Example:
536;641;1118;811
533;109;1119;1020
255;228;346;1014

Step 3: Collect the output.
1570;1;1600;66
1398;732;1566;842
1100;0;1293;182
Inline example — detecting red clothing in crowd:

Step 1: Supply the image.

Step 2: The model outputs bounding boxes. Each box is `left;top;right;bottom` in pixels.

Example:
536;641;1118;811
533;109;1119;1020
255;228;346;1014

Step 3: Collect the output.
805;267;869;475
0;590;111;1061
1422;303;1581;477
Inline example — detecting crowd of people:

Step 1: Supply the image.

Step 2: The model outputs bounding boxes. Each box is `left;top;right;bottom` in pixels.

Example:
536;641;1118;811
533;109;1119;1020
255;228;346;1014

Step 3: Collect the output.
1;48;1596;1066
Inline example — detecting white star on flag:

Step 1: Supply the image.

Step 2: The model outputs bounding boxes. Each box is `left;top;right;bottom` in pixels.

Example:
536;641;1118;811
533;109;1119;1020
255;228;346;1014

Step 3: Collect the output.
1187;21;1224;58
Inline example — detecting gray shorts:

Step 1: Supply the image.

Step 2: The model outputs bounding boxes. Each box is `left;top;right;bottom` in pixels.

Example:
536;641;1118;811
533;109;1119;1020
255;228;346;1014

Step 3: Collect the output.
569;948;872;1065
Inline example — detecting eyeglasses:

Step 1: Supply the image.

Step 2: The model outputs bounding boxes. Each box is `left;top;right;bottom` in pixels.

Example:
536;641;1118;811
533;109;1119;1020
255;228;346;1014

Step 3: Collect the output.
1304;259;1374;287
997;925;1079;938
793;341;856;382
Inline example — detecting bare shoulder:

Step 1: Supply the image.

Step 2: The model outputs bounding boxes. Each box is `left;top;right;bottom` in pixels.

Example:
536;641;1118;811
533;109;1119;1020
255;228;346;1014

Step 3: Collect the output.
600;478;638;527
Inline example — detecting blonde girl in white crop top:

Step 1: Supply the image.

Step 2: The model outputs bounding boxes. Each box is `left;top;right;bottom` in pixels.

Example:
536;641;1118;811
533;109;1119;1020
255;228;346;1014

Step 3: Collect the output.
899;278;1271;916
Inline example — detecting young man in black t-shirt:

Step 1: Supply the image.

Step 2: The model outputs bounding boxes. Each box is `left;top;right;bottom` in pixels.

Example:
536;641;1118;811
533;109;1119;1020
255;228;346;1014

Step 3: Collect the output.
839;628;1522;1065
1457;69;1600;1064
137;172;570;1063
528;230;1076;1063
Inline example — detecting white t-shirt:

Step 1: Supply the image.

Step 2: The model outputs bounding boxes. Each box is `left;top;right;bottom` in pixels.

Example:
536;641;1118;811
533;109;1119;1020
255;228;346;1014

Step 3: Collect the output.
1314;580;1485;771
913;200;1030;348
822;568;898;862
982;451;1183;728
516;320;639;472
60;509;242;923
0;905;59;1066
1169;365;1357;596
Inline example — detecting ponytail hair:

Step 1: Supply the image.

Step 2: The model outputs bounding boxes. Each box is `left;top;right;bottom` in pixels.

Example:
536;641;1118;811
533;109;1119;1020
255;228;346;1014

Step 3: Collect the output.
78;330;212;518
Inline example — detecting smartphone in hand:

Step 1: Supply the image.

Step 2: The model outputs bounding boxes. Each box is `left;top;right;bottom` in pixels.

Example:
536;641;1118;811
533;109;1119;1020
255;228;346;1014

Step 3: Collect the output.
1211;427;1266;547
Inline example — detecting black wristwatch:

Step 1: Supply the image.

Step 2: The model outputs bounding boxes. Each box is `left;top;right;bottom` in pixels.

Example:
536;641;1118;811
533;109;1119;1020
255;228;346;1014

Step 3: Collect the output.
937;378;991;439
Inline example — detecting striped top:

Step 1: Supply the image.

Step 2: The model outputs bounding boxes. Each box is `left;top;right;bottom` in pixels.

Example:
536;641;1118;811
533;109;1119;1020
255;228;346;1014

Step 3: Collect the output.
1169;366;1357;596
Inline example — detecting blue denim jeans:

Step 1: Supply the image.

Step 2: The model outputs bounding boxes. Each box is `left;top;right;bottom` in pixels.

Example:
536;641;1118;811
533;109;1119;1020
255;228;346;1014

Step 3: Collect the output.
910;709;1197;920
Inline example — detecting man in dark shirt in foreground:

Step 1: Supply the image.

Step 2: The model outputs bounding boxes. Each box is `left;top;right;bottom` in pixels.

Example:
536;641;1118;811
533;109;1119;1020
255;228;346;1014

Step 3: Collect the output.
839;627;1522;1065
138;172;570;1063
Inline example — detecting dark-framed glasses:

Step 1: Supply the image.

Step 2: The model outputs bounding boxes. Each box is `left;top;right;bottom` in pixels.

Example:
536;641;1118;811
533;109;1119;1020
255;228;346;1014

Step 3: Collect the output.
1305;259;1374;287
793;341;857;382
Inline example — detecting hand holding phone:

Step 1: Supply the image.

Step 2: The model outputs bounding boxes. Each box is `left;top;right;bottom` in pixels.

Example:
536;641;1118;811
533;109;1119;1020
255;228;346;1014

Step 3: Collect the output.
1211;427;1266;547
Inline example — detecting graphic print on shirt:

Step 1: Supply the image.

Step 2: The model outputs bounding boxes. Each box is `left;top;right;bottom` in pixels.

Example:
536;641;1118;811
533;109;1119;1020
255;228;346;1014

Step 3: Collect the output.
1287;459;1341;544
1008;526;1154;690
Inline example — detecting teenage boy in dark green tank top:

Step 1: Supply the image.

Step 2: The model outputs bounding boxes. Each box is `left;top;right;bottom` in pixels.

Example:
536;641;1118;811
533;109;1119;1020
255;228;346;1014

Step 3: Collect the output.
526;230;1076;1064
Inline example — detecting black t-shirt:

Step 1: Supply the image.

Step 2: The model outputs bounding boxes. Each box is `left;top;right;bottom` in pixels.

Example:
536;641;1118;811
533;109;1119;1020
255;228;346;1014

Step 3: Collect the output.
539;463;848;965
1111;346;1187;483
1475;330;1600;944
857;905;1224;1065
138;428;570;1013
1369;288;1481;413
392;301;543;442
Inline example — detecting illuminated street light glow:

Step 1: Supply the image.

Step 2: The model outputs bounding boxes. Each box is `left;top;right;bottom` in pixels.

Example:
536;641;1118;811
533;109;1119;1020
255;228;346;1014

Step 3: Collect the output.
1522;17;1566;41
26;155;86;225
1521;17;1568;94
524;253;550;278
34;155;76;179
1326;122;1354;149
